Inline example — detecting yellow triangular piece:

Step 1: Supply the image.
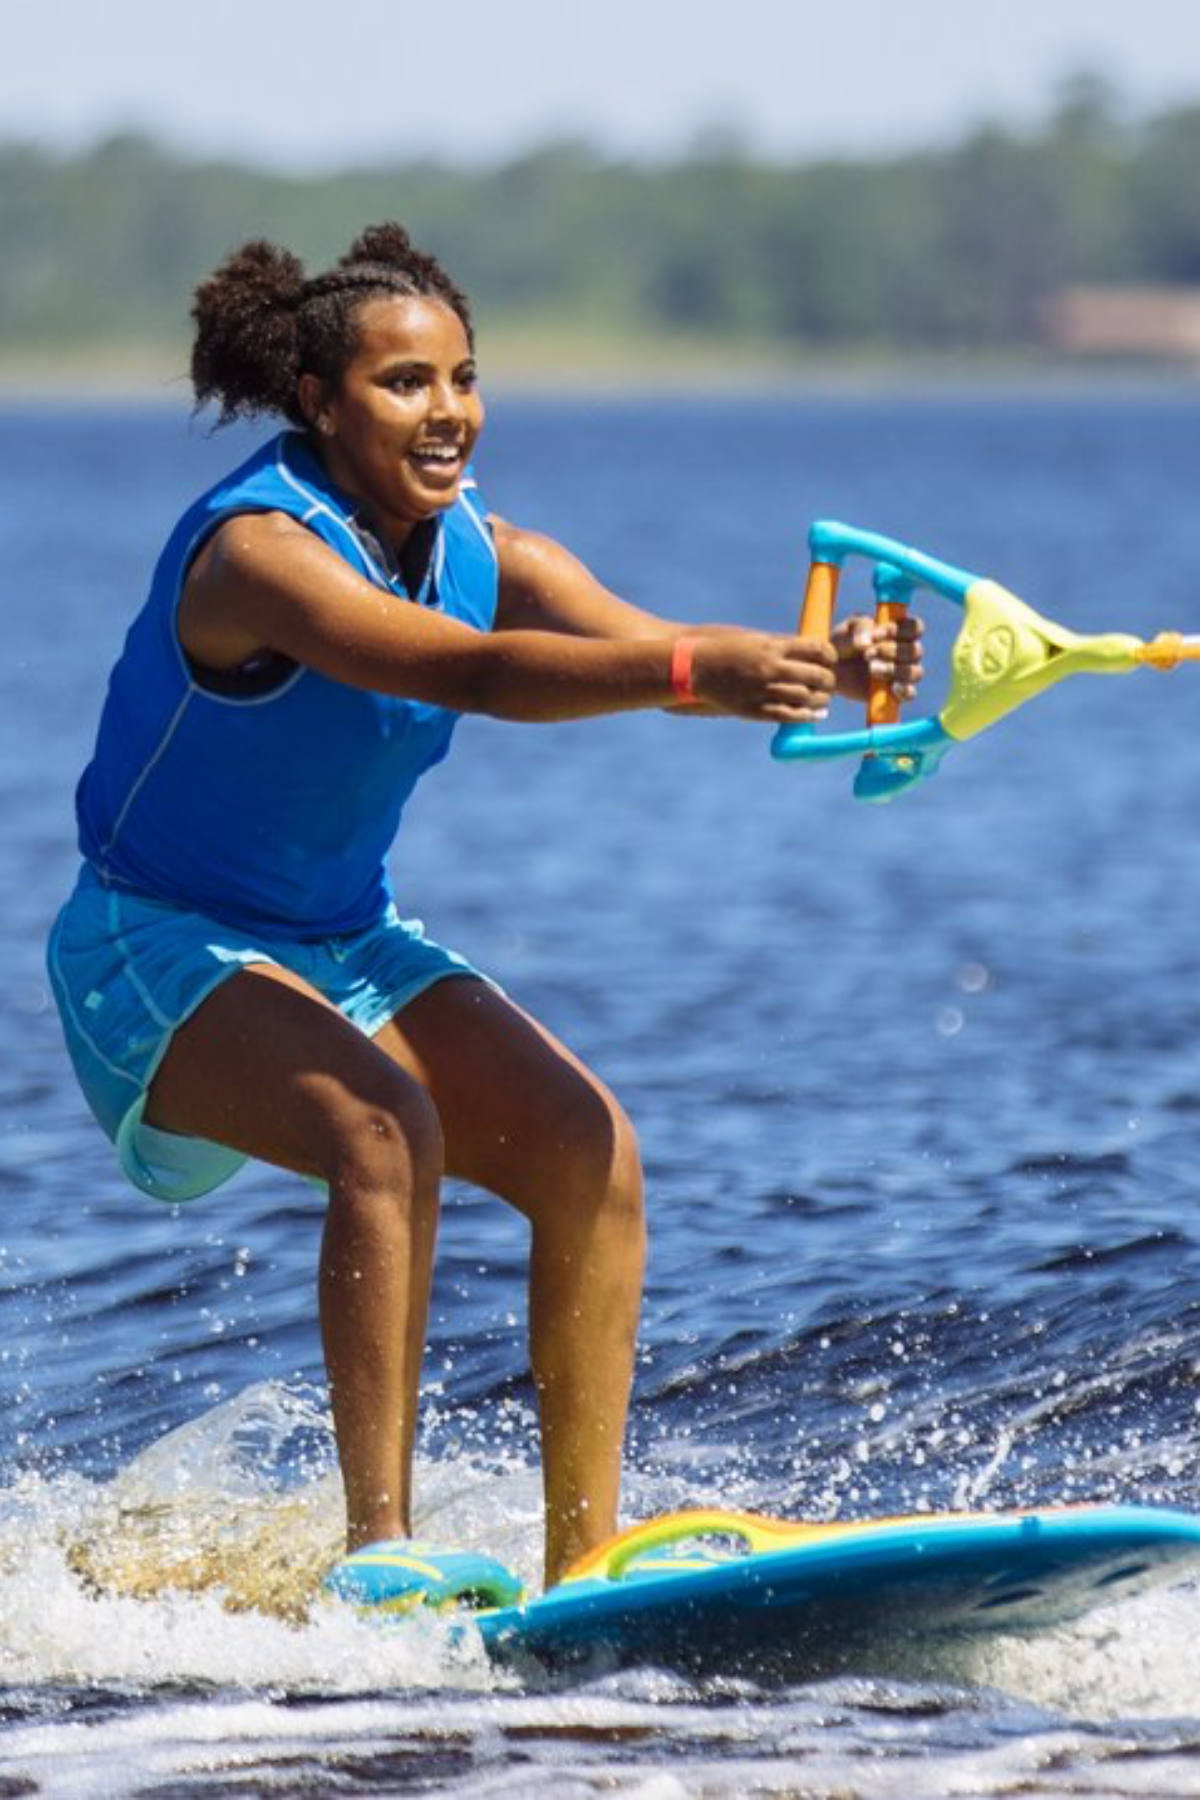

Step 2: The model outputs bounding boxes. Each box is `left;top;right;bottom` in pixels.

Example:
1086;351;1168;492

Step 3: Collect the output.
941;580;1144;742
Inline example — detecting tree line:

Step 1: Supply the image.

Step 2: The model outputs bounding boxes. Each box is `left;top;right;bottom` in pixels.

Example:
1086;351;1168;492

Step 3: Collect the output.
2;78;1198;363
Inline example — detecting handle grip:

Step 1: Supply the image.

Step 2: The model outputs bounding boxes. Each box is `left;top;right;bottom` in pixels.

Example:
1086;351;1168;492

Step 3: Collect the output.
799;559;841;641
853;567;914;799
867;596;909;728
770;523;972;800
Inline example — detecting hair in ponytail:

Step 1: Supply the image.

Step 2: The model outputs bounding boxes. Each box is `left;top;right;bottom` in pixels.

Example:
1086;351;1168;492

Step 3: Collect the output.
190;223;474;427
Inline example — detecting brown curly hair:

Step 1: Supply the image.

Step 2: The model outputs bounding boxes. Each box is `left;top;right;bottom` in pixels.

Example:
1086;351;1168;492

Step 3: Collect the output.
190;223;474;428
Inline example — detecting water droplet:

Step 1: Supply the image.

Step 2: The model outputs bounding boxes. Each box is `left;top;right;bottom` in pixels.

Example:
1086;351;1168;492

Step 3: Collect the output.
956;961;990;993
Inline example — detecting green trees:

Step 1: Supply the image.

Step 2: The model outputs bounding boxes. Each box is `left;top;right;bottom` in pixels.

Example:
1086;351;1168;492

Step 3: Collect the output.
1;86;1197;370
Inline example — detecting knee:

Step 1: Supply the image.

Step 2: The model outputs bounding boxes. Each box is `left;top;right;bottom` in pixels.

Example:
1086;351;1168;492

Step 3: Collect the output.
551;1083;645;1241
313;1071;444;1204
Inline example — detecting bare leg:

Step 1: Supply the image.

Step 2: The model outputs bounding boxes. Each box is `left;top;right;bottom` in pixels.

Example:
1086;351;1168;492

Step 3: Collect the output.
145;965;443;1549
374;980;646;1586
145;965;644;1583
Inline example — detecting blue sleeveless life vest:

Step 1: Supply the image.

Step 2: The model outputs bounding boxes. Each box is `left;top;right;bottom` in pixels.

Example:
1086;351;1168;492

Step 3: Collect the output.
75;430;499;937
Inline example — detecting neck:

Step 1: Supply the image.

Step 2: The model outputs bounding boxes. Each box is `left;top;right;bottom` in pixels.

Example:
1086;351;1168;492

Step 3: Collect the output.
310;436;419;551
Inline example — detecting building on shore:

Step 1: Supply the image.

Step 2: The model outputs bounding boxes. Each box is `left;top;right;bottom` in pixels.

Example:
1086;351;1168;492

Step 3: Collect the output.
1043;287;1200;362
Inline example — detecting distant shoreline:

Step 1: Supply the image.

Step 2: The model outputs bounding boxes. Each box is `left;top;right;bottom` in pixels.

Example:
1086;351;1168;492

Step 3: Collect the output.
1;335;1198;404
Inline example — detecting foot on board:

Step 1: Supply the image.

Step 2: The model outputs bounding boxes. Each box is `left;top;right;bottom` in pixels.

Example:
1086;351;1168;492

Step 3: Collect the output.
323;1540;525;1616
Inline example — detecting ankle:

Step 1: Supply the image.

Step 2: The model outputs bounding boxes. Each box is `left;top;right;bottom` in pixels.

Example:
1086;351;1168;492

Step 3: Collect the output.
347;1510;408;1554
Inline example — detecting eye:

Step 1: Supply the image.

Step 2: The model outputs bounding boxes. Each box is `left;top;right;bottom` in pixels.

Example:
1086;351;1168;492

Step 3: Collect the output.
387;367;426;394
455;364;479;393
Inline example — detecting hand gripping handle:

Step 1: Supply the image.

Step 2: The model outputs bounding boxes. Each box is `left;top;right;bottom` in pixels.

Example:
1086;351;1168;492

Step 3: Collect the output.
772;521;965;799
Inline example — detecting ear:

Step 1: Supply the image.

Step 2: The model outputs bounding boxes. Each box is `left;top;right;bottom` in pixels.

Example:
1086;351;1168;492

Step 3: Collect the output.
297;372;330;434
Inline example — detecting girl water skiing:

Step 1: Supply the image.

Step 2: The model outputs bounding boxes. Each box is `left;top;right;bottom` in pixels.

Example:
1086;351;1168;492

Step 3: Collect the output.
48;222;922;1597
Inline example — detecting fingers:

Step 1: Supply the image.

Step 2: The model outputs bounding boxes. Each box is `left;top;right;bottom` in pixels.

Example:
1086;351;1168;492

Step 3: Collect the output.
689;632;837;722
696;613;927;721
839;614;879;659
770;637;837;720
885;617;924;700
838;614;924;699
763;693;832;724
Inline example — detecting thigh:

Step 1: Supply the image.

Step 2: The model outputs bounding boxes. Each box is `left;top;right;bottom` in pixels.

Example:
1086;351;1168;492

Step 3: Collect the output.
146;961;435;1179
373;978;639;1218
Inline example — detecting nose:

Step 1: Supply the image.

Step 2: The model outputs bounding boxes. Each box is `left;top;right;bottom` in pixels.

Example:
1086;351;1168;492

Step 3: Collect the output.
429;376;467;426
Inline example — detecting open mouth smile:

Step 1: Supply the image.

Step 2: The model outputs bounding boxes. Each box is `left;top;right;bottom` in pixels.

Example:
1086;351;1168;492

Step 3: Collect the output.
407;443;465;478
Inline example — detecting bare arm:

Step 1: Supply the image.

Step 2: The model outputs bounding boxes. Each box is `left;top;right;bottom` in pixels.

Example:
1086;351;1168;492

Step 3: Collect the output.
492;516;924;705
492;518;678;641
492;517;772;716
178;511;837;725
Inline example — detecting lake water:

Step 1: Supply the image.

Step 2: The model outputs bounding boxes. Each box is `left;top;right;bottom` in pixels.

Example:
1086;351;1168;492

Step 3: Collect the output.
2;388;1200;1796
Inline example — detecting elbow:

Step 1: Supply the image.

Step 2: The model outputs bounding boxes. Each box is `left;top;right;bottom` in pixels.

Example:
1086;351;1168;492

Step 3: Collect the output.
401;639;522;720
460;642;513;719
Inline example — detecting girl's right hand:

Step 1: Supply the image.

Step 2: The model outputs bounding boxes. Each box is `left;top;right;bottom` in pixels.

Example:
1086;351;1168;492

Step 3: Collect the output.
689;633;838;723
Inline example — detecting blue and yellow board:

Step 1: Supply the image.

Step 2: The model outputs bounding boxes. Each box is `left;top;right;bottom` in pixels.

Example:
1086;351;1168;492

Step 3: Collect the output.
470;1505;1200;1680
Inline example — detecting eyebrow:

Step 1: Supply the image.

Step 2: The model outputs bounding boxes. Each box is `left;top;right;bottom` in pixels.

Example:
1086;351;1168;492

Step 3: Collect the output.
374;357;477;379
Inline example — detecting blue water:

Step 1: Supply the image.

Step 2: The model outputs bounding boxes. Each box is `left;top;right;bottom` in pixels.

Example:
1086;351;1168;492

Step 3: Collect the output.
3;389;1200;1795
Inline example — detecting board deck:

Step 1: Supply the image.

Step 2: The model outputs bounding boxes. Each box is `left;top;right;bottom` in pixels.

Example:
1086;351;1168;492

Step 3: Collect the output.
473;1504;1200;1681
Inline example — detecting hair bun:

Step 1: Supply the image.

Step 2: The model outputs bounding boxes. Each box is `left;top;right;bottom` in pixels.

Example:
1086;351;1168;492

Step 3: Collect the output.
340;224;416;272
191;240;307;425
199;240;306;312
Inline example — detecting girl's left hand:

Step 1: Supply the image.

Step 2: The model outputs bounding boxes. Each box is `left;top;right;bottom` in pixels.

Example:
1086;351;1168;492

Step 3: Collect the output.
831;612;924;705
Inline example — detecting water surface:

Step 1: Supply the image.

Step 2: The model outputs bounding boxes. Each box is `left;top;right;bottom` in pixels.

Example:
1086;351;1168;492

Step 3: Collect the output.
2;390;1200;1796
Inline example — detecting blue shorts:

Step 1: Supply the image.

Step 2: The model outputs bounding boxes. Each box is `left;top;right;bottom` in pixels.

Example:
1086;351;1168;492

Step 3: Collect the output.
46;867;488;1206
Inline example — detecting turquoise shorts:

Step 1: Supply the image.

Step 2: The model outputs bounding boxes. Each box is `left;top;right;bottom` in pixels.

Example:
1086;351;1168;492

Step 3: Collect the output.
46;867;488;1206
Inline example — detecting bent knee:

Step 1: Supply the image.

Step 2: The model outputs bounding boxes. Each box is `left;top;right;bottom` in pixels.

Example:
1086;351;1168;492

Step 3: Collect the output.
311;1069;445;1196
548;1082;645;1218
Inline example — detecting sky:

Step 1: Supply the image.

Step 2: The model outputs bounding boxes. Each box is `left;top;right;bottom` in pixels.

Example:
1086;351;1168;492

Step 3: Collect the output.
5;0;1200;168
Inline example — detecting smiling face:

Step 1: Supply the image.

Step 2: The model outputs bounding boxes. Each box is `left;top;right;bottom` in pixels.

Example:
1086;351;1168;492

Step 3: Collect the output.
299;294;484;546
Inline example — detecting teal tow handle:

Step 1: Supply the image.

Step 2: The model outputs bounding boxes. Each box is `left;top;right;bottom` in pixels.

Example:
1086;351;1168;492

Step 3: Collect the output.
771;520;972;801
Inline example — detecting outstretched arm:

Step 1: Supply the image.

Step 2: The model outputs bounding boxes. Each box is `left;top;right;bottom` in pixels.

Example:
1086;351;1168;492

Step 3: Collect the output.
492;517;924;705
492;518;682;641
179;510;838;726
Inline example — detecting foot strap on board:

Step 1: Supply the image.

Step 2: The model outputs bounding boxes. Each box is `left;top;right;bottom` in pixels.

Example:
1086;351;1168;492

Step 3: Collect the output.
323;1540;525;1616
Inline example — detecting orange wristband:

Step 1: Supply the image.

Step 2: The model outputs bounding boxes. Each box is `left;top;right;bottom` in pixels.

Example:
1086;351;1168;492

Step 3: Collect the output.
670;636;699;704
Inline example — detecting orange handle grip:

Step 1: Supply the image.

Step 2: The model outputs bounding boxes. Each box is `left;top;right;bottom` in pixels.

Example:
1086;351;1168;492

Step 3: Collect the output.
799;561;841;641
868;598;909;727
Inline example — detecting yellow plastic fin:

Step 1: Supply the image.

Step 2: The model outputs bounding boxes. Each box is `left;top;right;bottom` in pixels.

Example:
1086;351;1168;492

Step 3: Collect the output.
941;579;1144;743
